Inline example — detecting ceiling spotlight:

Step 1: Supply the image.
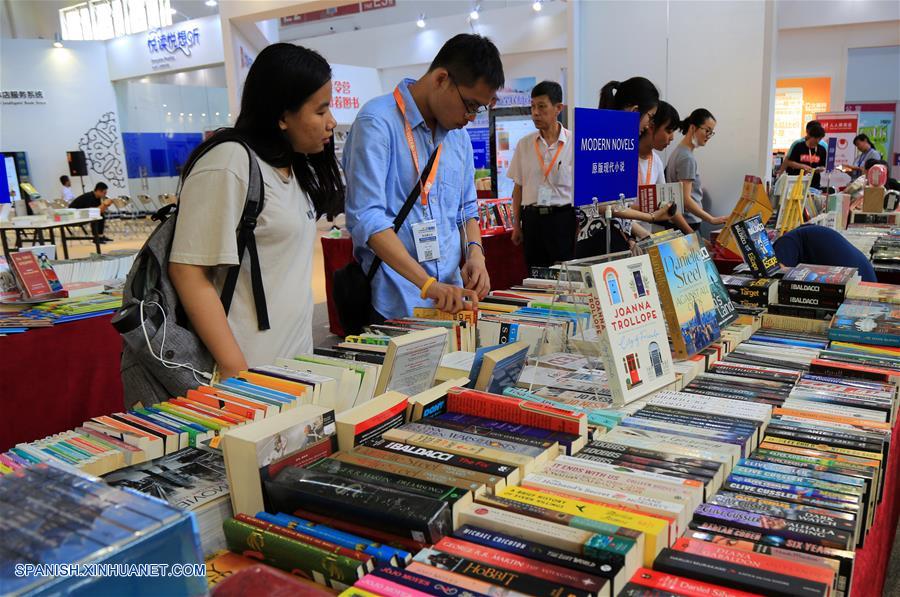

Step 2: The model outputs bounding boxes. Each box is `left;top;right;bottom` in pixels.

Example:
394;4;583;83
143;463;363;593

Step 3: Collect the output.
52;33;64;48
215;112;220;116
469;5;480;20
168;8;177;16
167;112;171;116
205;0;217;6
416;15;426;28
53;41;64;48
162;103;167;107
179;112;184;116
201;113;206;117
532;0;542;11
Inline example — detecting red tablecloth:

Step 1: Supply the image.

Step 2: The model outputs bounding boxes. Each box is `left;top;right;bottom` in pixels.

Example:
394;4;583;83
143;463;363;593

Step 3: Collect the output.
0;315;124;452
849;415;900;597
321;232;528;337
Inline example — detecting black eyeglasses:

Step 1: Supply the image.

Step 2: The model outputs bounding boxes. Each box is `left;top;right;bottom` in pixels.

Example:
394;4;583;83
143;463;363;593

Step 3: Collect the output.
450;75;495;117
699;126;716;137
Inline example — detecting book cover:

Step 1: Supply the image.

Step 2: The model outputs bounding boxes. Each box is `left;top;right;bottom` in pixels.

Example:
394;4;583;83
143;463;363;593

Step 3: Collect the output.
646;235;721;359
732;215;780;278
9;251;54;298
636;182;684;214
475;341;530;395
584;255;676;404
376;328;448;396
699;244;738;328
783;265;858;290
335;391;408;452
102;447;228;511
828;300;900;348
845;282;900;305
0;255;21;300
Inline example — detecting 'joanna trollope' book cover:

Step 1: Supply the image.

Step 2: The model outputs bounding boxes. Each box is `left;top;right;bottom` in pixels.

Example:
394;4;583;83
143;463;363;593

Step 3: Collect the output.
585;254;676;405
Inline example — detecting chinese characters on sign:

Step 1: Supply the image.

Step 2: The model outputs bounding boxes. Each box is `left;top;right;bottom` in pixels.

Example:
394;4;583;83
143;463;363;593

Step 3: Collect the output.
147;27;200;56
1;90;46;105
330;80;360;111
573;108;640;206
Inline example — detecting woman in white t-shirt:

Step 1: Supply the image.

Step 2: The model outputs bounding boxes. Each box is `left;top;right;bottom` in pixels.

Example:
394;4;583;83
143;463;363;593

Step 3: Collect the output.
169;44;344;380
639;101;693;235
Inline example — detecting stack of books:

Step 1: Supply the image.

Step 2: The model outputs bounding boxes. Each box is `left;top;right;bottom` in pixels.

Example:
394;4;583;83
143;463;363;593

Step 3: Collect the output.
779;264;860;310
3;462;206;596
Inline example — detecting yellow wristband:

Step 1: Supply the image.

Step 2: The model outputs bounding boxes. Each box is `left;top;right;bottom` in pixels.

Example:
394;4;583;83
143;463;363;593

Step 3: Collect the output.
420;276;437;299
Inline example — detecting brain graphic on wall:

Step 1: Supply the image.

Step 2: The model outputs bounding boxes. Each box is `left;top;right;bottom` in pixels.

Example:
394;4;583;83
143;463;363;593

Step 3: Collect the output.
79;111;126;188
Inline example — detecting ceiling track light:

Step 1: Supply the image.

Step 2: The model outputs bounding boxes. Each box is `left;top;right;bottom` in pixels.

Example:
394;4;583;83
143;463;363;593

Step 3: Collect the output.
469;4;480;20
533;0;543;12
416;14;426;28
52;32;64;48
205;0;217;6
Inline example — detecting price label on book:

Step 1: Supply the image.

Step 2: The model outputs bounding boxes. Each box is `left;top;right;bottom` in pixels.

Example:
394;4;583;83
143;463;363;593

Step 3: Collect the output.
573;108;639;206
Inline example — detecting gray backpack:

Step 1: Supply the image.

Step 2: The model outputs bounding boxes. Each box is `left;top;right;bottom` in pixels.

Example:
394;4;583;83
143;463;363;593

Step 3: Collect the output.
112;137;269;409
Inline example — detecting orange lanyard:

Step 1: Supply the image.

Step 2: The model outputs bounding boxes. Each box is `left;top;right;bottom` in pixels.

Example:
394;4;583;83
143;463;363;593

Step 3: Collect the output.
394;87;442;207
534;134;565;182
643;157;652;185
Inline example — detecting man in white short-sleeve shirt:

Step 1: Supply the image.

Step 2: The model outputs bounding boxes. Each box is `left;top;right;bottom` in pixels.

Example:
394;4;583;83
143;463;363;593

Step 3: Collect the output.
508;81;575;269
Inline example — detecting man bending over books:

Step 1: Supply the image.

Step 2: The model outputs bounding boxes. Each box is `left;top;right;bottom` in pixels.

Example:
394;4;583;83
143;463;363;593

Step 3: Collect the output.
773;224;877;282
344;34;504;320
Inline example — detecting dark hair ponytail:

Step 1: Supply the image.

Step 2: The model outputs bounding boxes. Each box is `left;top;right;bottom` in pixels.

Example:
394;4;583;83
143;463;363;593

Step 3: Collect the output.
679;108;715;135
182;43;344;219
598;77;659;115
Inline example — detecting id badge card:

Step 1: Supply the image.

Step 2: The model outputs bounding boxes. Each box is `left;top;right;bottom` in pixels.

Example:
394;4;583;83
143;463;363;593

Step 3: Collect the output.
537;184;554;206
412;220;441;262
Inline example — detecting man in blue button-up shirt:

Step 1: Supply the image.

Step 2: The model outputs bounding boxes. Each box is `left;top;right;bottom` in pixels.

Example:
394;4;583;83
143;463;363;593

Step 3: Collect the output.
343;34;504;321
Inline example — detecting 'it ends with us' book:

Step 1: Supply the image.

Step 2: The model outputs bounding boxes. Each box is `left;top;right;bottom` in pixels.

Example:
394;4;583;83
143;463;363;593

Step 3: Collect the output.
585;254;675;405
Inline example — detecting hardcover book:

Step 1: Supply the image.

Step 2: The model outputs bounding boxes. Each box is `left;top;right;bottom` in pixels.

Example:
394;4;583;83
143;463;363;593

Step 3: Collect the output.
646;234;721;359
731;214;780;278
782;264;859;294
584;255;676;404
636;182;684;214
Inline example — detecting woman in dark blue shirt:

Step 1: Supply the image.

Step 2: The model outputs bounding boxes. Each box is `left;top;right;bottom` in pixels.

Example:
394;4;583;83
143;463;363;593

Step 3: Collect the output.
773;224;877;282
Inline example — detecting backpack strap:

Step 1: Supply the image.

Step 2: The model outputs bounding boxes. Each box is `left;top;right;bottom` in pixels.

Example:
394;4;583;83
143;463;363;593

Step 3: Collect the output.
220;143;269;331
176;135;270;331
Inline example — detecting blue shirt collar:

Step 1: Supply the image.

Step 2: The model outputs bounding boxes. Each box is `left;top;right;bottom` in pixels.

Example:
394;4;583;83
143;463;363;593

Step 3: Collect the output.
398;77;450;142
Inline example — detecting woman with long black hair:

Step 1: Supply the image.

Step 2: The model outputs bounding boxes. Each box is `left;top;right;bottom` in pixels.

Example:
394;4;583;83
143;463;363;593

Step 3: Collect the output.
169;43;344;379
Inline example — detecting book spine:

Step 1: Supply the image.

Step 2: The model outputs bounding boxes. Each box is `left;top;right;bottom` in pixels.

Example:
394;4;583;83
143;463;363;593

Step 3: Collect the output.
380;429;533;470
290;507;426;553
222;518;361;586
262;436;334;481
625;567;761;597
435;413;580;454
364;437;516;480
264;468;451;544
692;503;852;550
346;399;408;447
652;548;828;597
648;246;687;358
257;512;406;567
334;451;484;494
397;422;548;457
782;281;846;296
709;492;856;533
588;440;721;472
413;547;593;597
355;575;432;597
453;524;619;583
420;417;557;451
405;562;515;596
351;444;502;491
233;514;372;566
309;457;469;503
369;566;489;597
446;388;584;435
435;536;604;593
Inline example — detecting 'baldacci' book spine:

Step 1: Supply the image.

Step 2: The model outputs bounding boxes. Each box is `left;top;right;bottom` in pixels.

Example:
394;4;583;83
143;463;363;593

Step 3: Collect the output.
264;467;451;544
369;565;491;597
364;437;517;479
652;548;828;597
453;524;620;584
349;444;502;492
413;547;594;597
222;518;364;586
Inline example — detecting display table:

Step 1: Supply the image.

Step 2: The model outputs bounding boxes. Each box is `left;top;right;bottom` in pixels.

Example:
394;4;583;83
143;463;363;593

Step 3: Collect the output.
0;314;124;452
849;415;900;597
0;216;103;258
321;231;528;337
